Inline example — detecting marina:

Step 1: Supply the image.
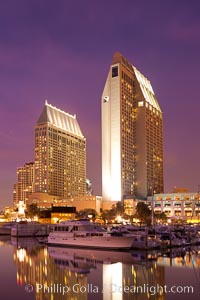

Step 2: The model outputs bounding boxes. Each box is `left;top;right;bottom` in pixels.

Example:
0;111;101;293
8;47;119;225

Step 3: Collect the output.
0;235;200;300
1;220;200;250
47;220;200;250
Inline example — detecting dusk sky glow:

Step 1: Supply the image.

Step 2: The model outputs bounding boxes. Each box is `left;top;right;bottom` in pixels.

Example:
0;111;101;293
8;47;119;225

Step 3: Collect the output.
1;0;200;209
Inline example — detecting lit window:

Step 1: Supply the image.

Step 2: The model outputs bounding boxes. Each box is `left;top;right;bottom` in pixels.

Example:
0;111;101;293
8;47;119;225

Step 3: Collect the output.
138;101;144;107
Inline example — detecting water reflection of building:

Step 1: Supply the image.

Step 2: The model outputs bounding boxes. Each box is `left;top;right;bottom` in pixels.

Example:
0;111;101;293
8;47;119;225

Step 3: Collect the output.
13;244;87;300
157;249;200;268
103;263;165;300
12;242;166;300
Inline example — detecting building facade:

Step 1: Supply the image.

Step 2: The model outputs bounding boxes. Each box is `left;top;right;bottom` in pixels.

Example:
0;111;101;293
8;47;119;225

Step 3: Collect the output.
27;192;62;209
13;162;35;207
27;193;102;214
34;101;86;199
147;193;200;221
102;52;163;201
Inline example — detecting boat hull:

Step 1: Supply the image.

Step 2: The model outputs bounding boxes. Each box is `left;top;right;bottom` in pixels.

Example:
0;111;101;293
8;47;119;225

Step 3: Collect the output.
48;235;134;250
0;228;12;235
0;222;16;235
11;223;49;237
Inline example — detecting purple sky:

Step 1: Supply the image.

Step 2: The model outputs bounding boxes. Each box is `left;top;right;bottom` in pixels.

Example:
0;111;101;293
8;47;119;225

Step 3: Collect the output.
0;0;200;209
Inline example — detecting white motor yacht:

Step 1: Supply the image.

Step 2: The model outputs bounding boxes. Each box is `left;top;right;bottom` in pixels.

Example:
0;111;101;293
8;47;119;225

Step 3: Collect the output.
47;219;135;250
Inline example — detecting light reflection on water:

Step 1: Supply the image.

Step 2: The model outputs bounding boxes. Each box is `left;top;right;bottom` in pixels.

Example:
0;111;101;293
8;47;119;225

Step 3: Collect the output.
0;236;200;300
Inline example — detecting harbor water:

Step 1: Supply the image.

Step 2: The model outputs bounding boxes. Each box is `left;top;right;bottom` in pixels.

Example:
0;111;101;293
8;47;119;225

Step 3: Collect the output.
0;236;200;300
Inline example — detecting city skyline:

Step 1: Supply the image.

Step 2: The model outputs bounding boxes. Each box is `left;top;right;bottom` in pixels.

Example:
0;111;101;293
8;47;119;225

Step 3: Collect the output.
1;0;200;209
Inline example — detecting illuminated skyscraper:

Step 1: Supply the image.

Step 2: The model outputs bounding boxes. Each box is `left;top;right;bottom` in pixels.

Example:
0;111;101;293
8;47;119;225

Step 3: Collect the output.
13;162;35;207
34;101;86;198
102;52;163;201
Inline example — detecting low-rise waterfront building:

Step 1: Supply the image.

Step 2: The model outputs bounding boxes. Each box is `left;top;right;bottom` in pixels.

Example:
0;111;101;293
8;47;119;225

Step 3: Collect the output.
147;192;200;222
55;195;103;214
27;193;103;214
27;192;62;209
51;206;76;223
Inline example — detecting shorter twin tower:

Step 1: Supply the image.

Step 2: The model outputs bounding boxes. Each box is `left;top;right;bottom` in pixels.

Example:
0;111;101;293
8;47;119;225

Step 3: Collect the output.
102;52;164;201
34;101;86;198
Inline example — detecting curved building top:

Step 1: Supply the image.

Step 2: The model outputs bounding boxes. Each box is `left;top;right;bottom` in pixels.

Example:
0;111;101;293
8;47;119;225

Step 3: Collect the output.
112;51;162;113
37;100;85;138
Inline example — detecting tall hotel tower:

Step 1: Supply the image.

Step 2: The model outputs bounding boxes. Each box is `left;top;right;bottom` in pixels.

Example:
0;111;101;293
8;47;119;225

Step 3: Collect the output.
34;101;86;198
102;52;163;201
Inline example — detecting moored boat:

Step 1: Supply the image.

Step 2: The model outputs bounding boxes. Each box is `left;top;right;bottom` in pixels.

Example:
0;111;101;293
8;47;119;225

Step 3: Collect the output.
11;221;49;237
47;219;135;250
109;226;161;250
131;234;161;250
0;222;16;235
